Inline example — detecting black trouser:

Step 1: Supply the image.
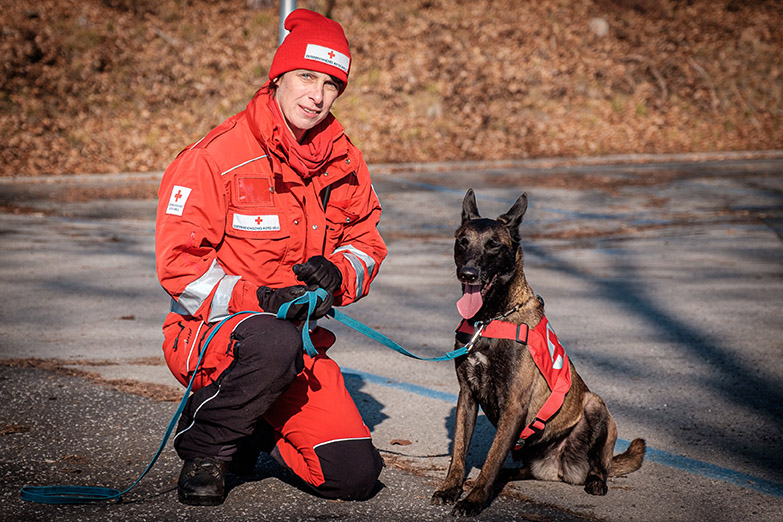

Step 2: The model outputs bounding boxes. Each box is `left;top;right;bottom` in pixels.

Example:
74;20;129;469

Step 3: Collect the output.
174;314;382;500
174;315;303;461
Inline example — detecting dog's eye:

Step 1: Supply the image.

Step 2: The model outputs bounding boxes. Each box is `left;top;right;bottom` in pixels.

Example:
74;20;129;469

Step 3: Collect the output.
486;239;502;251
456;237;470;250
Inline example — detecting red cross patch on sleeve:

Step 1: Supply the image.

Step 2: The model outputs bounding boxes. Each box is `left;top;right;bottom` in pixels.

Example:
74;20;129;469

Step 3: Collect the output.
166;185;192;216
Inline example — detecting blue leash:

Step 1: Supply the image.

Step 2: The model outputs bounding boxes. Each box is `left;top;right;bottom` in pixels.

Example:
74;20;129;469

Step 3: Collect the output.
276;288;328;357
20;290;466;504
327;308;469;361
282;288;470;361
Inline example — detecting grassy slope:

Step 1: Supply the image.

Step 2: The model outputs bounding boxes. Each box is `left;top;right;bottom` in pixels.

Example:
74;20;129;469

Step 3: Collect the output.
1;0;781;176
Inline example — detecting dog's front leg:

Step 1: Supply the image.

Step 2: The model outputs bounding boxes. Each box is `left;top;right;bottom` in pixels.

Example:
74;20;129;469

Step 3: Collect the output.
431;383;478;506
452;409;522;517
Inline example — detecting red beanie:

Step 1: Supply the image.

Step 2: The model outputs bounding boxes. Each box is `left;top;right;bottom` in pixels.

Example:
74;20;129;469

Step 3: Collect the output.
269;9;351;92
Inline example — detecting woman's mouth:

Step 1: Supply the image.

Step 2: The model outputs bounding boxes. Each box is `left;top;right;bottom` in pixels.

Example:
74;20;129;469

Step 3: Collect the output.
300;106;320;117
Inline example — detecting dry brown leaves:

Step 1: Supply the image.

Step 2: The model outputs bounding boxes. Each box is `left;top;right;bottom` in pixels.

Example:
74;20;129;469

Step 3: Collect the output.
3;357;182;402
1;0;781;176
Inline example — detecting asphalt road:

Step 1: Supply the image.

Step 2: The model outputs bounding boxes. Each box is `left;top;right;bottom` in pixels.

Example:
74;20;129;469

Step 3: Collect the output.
1;151;782;521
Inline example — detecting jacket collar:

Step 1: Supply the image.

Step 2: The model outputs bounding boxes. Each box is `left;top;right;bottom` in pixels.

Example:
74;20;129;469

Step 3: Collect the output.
245;83;352;187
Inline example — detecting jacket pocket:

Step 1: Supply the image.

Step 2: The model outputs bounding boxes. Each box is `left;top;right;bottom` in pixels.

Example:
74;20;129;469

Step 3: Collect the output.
324;202;359;246
233;175;275;207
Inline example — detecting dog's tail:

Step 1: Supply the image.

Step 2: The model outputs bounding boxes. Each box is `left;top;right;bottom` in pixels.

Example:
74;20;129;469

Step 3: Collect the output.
610;438;646;477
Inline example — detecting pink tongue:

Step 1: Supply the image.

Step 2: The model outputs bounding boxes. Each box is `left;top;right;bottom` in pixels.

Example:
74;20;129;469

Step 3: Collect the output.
457;284;483;319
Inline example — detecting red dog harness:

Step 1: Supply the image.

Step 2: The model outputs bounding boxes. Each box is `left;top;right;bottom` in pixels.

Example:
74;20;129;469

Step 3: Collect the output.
456;315;572;450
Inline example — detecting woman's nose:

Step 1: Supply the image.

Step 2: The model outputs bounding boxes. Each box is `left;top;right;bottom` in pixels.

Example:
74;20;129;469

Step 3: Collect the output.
308;83;324;105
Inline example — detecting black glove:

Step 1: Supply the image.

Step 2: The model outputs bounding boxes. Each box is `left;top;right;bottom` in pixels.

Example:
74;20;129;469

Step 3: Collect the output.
257;285;333;320
293;255;342;294
309;287;334;319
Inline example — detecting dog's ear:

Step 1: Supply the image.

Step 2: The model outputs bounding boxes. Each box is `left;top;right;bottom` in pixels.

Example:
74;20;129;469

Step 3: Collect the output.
462;188;481;223
497;193;528;242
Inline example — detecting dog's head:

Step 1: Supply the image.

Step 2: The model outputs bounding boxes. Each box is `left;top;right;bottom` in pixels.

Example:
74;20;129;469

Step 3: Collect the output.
455;188;528;319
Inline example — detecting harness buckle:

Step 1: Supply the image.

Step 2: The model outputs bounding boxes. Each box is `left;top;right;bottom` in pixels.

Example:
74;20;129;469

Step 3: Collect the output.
516;323;529;345
529;418;547;433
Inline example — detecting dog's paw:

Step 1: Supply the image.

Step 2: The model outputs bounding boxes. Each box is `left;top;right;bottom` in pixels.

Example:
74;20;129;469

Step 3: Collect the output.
452;498;485;517
431;486;461;505
584;475;608;496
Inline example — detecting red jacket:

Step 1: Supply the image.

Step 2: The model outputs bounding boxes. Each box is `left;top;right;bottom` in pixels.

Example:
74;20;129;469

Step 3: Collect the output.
155;86;387;327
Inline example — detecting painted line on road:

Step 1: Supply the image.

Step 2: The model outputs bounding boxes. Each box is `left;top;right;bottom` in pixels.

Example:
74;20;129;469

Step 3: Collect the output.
342;366;783;499
612;440;783;499
344;366;459;404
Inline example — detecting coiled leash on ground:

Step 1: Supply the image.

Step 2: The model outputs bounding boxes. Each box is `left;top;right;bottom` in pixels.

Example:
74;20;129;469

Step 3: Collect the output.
20;289;467;504
19;310;258;504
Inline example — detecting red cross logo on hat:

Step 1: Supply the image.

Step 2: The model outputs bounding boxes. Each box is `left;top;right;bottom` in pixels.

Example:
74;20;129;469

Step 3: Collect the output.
328;50;335;59
255;216;264;225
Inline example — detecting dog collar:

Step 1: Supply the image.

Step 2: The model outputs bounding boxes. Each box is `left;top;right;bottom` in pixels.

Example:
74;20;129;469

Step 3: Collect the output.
456;314;572;449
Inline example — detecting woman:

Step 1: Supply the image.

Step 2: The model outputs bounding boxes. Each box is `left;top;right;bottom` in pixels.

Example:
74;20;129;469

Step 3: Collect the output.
155;9;387;506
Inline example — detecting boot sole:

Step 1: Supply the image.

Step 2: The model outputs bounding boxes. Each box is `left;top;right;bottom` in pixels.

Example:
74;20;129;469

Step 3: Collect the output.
178;491;225;506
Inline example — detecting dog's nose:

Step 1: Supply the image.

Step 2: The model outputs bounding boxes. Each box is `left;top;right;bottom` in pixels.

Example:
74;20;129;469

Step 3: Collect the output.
459;266;479;283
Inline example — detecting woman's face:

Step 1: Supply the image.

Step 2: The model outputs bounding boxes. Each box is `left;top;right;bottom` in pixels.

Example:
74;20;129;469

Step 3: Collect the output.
275;69;341;142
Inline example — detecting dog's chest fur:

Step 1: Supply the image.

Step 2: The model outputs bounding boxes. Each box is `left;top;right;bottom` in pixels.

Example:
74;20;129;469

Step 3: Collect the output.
457;338;526;424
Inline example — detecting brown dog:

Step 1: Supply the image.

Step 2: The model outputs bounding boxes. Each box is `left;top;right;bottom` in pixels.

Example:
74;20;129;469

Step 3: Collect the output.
431;189;645;516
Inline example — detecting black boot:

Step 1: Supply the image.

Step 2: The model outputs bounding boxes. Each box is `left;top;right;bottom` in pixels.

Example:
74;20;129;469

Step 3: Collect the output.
177;457;227;506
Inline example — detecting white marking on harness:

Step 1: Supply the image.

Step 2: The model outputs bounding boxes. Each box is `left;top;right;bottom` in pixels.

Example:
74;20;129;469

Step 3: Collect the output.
546;322;565;370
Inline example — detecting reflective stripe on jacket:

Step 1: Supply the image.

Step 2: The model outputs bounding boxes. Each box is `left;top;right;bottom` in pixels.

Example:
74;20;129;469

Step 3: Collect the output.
155;87;387;325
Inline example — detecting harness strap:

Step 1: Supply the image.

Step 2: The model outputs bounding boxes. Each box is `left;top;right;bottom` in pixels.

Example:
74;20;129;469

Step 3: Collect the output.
456;316;572;450
457;319;530;344
514;369;570;449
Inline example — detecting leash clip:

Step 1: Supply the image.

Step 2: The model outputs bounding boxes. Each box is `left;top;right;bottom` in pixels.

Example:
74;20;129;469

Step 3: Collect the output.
464;320;486;353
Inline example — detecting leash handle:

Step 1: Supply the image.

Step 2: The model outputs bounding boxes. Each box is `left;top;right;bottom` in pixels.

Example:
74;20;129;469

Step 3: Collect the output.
276;287;329;357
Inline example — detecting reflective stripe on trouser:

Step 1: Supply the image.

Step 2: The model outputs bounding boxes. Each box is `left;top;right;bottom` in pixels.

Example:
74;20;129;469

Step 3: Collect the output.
172;314;304;461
